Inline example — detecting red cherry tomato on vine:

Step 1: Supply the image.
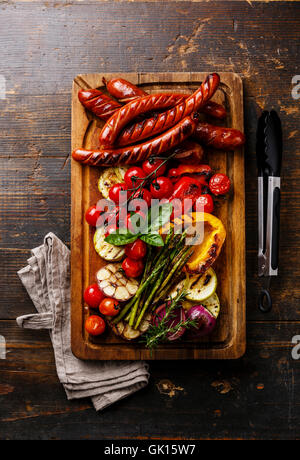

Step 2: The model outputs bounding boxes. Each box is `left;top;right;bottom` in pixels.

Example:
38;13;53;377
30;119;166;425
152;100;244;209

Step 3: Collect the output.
84;283;105;309
150;176;173;199
209;173;231;196
125;238;147;260
85;205;101;227
124;167;146;189
99;298;120;317
108;183;128;203
105;205;126;227
131;188;152;208
85;315;106;336
122;257;144;278
142;158;166;177
124;211;146;233
194;194;214;213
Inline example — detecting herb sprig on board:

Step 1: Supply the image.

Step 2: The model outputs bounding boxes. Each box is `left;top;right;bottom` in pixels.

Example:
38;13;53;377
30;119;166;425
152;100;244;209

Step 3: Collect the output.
141;289;197;351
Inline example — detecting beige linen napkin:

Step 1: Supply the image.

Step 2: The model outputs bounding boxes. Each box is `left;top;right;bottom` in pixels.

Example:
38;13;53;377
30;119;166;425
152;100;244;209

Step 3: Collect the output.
16;233;149;411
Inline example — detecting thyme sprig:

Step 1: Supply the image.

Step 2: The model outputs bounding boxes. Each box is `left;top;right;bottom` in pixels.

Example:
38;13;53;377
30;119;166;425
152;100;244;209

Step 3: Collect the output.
141;289;197;351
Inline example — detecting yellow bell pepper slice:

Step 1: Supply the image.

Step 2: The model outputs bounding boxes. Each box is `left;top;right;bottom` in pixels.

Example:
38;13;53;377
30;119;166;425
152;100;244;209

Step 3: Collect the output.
185;212;226;275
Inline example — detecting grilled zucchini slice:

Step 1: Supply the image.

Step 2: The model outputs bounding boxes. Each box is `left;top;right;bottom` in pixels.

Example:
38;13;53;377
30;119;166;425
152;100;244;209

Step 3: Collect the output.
98;167;128;198
94;228;125;262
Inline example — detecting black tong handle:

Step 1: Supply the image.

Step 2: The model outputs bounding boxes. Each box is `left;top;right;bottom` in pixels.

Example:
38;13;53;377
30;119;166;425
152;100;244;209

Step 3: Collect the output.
256;110;282;177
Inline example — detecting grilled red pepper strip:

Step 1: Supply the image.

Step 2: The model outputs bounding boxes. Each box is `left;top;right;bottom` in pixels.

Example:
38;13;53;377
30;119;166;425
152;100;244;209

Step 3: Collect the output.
172;141;204;164
167;164;212;184
78;89;121;120
168;177;203;206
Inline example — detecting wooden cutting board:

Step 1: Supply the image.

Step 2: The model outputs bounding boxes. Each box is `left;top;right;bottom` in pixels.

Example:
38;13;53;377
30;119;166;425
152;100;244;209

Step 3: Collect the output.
71;72;246;360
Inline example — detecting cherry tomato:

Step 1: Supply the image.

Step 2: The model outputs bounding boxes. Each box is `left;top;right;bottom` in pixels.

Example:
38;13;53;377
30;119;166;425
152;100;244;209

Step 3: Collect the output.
125;238;147;260
124;211;146;234
131;188;152;208
194;194;214;213
124;167;146;189
209;173;231;196
108;183;128;203
150;176;174;199
99;298;120;317
85;205;101;227
167;168;179;183
85;315;106;336
122;257;144;278
142;158;166;177
105;206;122;227
84;283;105;309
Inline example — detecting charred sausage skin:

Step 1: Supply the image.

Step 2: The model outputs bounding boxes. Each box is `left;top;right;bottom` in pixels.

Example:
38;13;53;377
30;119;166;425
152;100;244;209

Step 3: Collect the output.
114;73;220;147
78;89;121;121
72;115;199;167
195;122;245;149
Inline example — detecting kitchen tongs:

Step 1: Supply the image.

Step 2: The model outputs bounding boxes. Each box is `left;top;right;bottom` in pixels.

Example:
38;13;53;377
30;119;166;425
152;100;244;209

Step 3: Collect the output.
256;110;282;312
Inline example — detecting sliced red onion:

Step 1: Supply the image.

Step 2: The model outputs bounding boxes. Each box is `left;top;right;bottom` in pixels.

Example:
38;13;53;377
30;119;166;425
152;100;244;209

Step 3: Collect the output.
186;305;216;338
152;303;186;341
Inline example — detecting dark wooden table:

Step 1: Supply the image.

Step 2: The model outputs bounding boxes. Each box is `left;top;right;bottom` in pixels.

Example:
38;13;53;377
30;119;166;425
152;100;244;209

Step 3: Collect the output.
0;1;299;440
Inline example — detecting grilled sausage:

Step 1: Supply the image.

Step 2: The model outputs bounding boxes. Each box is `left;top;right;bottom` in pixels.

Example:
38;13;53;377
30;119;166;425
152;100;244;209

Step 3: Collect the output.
73;115;199;167
114;73;220;147
201;101;226;119
80;80;225;124
102;77;147;103
78;89;121;121
195;122;245;149
99;92;188;147
104;77;226;120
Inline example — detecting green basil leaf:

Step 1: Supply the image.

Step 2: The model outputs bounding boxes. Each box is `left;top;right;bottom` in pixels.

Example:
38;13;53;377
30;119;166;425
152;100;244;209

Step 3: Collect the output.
147;202;173;232
141;233;164;247
105;231;140;246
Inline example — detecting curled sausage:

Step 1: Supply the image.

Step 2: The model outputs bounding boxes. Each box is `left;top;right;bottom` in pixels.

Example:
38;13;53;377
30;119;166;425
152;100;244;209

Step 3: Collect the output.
81;79;225;124
78;89;121;121
102;77;147;103
73;115;199;167
115;73;220;147
104;77;226;120
100;93;187;147
195;123;245;149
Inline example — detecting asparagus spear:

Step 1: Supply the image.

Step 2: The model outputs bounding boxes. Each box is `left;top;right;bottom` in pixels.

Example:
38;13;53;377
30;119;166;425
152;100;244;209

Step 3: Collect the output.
112;260;167;323
134;247;193;328
134;262;168;329
156;247;193;295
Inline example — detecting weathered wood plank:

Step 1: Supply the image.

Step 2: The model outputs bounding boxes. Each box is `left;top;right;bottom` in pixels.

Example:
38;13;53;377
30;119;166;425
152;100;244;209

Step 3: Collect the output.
0;157;70;250
0;94;70;158
0;2;298;108
0;321;299;439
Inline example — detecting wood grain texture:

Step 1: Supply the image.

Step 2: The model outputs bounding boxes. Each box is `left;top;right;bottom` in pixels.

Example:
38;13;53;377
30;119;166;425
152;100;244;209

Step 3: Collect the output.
0;320;299;440
71;72;246;360
0;0;299;439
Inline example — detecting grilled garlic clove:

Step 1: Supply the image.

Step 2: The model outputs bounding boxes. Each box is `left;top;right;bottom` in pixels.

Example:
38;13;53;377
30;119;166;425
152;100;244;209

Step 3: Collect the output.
97;263;139;301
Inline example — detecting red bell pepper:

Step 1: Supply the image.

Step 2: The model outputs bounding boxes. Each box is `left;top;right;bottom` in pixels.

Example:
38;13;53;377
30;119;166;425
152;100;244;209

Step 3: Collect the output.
168;177;203;206
167;164;213;185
